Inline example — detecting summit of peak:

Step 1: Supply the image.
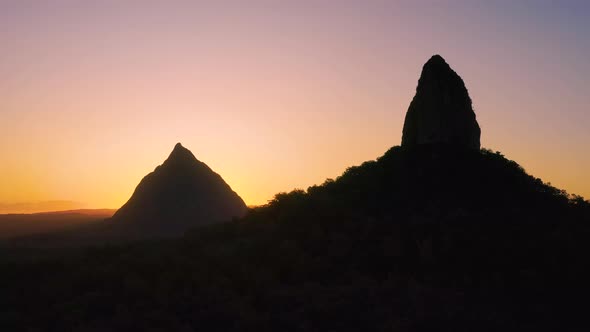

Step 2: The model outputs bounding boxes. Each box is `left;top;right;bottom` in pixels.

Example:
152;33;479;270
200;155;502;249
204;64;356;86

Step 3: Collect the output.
420;54;457;79
171;142;191;154
164;142;199;167
425;54;447;65
401;55;481;150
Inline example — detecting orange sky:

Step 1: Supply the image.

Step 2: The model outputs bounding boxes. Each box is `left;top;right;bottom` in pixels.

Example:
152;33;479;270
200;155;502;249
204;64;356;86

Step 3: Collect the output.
1;2;589;213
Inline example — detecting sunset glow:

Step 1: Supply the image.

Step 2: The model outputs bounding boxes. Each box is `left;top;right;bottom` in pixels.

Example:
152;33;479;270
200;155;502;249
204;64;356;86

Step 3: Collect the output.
1;1;589;213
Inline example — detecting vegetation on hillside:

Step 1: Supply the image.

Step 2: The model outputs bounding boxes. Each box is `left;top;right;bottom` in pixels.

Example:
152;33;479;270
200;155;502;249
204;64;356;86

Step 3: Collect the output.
1;146;589;331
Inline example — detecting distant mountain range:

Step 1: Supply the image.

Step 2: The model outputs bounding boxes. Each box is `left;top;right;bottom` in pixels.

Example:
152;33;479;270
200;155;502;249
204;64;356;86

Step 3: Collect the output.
0;201;89;214
0;209;115;239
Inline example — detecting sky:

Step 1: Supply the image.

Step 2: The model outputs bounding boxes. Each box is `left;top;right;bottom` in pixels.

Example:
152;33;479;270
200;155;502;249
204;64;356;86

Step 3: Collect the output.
1;1;589;213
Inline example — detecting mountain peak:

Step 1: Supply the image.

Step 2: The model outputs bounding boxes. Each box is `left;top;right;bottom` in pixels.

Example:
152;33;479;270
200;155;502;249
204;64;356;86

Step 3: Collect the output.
402;55;481;150
164;142;199;168
170;142;190;155
424;54;446;66
112;142;247;237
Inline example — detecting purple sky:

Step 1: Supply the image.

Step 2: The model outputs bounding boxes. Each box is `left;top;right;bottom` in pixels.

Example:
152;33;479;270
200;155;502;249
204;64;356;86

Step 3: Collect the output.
1;1;589;212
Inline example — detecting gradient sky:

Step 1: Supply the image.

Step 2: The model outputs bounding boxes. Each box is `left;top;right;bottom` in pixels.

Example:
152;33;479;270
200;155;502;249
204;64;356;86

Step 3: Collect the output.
1;1;589;213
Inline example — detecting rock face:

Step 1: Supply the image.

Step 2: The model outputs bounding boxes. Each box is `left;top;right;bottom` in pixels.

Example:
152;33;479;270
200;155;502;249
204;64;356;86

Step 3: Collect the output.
402;55;481;150
111;143;247;236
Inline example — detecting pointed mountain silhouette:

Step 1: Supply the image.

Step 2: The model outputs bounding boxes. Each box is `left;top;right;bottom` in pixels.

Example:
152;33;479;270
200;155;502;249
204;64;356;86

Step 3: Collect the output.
402;54;481;149
111;143;247;236
2;55;589;331
231;56;588;258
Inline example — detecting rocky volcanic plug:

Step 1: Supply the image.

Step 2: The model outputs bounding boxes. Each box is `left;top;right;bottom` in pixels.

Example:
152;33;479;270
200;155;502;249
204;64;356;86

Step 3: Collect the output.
402;55;481;149
111;143;247;236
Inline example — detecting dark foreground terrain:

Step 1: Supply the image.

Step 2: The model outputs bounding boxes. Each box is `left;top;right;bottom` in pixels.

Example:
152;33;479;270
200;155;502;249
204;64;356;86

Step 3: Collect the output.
1;146;589;331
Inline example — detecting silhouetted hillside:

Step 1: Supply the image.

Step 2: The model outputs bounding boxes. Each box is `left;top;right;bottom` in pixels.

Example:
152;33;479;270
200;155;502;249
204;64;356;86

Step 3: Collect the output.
1;146;588;331
111;143;247;237
0;144;247;246
1;55;588;331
